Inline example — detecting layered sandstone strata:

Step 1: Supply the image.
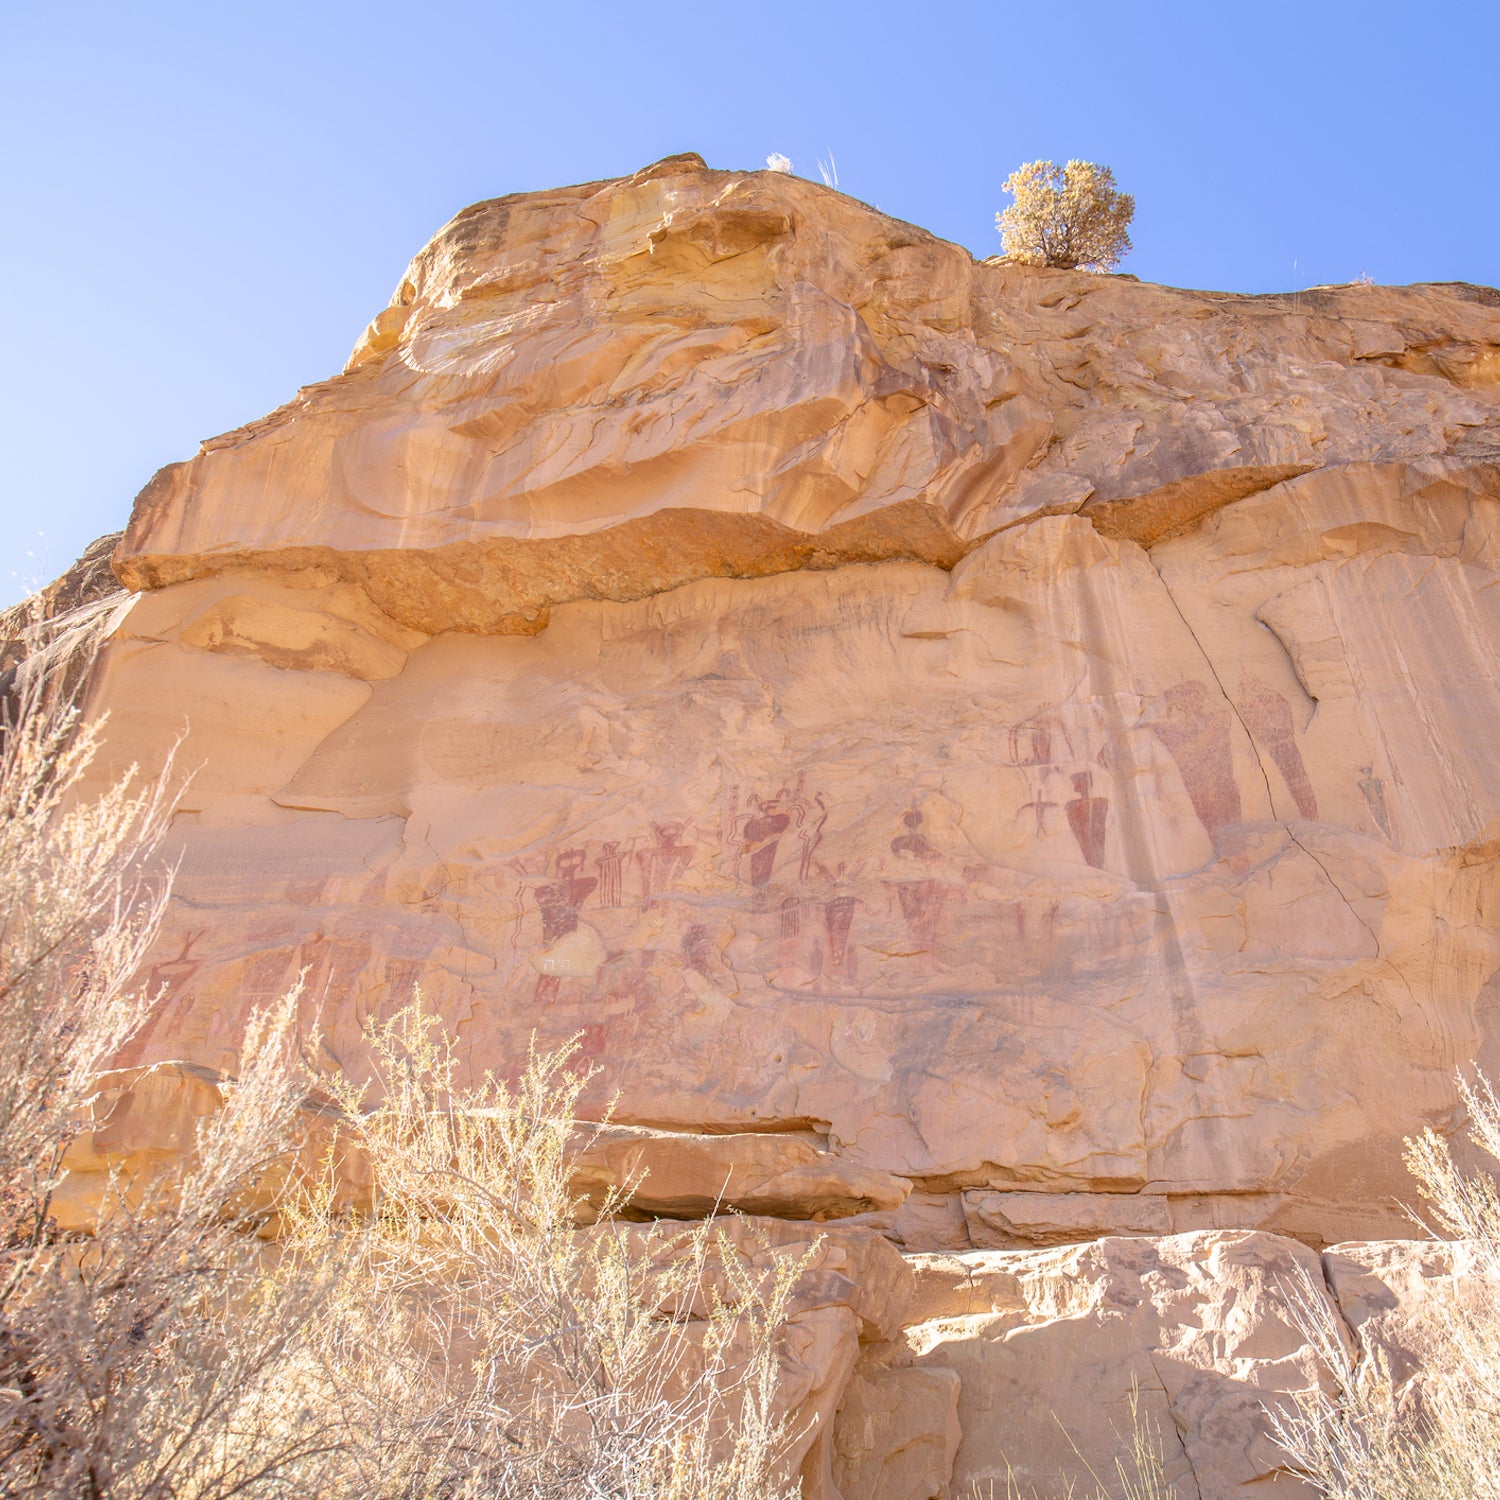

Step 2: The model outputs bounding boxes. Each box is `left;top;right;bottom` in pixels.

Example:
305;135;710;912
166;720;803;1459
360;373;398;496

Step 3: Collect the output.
45;153;1500;1496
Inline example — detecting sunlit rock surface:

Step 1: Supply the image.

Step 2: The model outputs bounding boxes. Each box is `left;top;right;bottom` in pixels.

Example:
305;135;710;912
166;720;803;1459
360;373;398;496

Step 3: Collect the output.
58;153;1500;1497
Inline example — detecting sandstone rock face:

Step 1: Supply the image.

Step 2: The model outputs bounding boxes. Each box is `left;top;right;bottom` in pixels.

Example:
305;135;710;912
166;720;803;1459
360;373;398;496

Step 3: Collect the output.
57;154;1500;1495
844;1228;1485;1500
898;1230;1330;1497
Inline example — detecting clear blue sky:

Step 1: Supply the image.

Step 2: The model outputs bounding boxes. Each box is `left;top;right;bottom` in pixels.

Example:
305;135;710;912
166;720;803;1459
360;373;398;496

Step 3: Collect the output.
3;0;1496;605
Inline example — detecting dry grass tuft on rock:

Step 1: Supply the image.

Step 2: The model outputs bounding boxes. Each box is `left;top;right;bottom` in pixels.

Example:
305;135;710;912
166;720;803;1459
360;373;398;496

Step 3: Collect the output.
1268;1073;1500;1499
996;159;1134;272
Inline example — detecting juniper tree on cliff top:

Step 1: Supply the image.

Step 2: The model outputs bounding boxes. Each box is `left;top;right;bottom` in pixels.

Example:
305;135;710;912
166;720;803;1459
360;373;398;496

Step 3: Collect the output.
997;159;1134;272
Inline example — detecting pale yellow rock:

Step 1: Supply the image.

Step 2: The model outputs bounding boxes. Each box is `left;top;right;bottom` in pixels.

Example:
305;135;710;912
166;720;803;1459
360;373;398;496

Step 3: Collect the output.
570;1124;912;1220
79;174;1500;1238
963;1188;1172;1246
901;1231;1335;1498
50;1062;226;1231
1322;1237;1488;1391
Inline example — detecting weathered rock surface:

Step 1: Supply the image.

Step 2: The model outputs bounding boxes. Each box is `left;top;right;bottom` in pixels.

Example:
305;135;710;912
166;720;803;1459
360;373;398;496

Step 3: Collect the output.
839;1228;1485;1500
571;1123;912;1220
48;153;1500;1495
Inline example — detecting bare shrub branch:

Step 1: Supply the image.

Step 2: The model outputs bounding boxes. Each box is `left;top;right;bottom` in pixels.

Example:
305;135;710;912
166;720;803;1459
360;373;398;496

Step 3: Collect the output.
286;1001;812;1499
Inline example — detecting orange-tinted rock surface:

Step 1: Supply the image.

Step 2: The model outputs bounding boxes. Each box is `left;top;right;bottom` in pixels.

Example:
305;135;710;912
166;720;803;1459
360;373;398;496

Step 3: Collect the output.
57;153;1500;1496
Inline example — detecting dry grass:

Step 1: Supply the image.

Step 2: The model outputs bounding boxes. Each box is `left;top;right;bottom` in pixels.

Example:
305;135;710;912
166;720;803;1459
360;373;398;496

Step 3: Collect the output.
0;615;812;1497
1267;1073;1500;1500
967;1383;1181;1500
284;1005;811;1499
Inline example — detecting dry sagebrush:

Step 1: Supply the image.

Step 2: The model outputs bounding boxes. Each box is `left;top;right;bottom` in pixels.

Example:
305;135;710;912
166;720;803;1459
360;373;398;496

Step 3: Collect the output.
288;1006;810;1500
0;620;345;1497
0;621;809;1498
1268;1073;1500;1500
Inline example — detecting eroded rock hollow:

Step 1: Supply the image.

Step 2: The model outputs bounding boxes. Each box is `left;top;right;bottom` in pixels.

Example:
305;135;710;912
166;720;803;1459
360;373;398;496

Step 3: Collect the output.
56;153;1500;1496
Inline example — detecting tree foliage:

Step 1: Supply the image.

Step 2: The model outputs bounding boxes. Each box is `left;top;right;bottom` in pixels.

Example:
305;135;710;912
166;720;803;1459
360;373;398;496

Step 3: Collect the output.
996;160;1134;273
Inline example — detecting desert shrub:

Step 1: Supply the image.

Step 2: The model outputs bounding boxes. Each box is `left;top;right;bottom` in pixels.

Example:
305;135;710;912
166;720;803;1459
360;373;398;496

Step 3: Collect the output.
287;1005;811;1500
1268;1073;1500;1499
0;613;343;1497
0;616;805;1497
996;160;1134;272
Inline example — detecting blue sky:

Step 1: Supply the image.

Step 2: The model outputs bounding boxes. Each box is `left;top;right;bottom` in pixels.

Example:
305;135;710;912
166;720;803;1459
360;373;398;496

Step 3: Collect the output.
3;0;1496;605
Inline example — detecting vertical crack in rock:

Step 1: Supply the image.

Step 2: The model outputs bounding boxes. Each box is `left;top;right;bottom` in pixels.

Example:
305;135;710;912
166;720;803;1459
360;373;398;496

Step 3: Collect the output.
1137;542;1282;819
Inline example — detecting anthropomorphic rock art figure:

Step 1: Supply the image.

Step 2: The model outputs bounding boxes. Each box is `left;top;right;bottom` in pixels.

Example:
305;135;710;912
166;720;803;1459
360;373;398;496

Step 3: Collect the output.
734;783;816;888
680;924;717;978
536;849;597;944
1065;771;1111;869
636;822;693;908
1008;715;1072;768
595;840;626;908
780;896;802;942
1237;672;1319;820
822;896;859;978
797;793;829;882
1147;679;1243;840
532;848;598;1002
890;809;941;863
1007;710;1108;856
147;931;207;1003
1019;792;1061;838
895;881;948;953
888;809;949;958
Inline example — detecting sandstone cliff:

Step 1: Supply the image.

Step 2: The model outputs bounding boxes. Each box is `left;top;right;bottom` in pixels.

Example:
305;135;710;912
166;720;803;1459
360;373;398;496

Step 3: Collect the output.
51;153;1500;1496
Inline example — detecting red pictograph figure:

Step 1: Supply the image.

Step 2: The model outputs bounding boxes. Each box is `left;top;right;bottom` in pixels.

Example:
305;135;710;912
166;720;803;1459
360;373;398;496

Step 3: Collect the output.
1065;771;1111;868
1359;765;1392;839
636;822;693;908
1007;715;1072;767
147;930;206;1000
532;849;597;1003
1236;673;1319;821
888;807;947;959
895;880;948;949
743;805;791;885
1148;679;1242;839
798;793;828;881
536;849;597;943
595;841;626;907
736;788;798;887
681;924;716;978
822;896;859;976
890;809;940;862
1018;795;1060;837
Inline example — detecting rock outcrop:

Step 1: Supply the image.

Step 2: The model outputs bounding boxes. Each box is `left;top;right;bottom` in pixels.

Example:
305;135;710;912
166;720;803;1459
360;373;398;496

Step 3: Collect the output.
52;153;1500;1495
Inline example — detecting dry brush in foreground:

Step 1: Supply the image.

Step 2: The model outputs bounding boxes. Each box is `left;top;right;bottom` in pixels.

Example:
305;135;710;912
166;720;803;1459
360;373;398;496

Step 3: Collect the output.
0;615;811;1498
